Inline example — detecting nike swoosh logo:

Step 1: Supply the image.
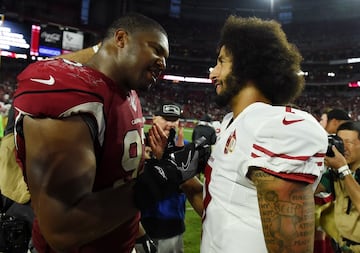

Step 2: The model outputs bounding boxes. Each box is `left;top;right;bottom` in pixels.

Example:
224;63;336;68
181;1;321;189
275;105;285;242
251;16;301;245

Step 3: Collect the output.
30;75;55;85
154;166;167;180
181;150;192;171
282;117;305;125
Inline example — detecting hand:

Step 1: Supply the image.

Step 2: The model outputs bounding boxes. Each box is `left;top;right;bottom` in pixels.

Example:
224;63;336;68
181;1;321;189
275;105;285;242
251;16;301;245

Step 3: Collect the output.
325;145;347;170
161;128;182;159
192;126;217;147
148;123;168;159
194;136;212;173
135;234;157;253
168;136;209;180
134;137;209;209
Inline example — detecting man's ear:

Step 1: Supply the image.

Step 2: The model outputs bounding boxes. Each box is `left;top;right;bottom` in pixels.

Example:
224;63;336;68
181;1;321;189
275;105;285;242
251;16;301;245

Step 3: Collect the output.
114;29;128;48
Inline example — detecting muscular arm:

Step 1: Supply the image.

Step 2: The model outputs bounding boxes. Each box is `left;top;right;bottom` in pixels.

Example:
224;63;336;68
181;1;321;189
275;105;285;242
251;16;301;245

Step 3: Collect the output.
250;168;315;253
23;115;137;251
180;177;203;216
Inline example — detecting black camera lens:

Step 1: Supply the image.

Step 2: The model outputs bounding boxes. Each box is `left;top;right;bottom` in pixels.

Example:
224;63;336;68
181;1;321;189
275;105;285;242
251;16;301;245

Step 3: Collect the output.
326;134;344;157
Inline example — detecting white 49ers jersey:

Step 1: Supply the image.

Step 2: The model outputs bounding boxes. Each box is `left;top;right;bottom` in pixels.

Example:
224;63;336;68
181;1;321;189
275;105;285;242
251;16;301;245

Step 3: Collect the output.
201;102;327;253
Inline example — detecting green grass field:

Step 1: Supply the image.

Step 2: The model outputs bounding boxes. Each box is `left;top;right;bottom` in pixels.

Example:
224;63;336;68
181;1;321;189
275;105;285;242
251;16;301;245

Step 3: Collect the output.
181;127;194;143
184;201;202;252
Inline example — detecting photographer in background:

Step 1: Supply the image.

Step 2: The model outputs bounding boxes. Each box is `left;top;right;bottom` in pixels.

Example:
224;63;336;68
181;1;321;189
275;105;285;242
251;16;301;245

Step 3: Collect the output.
319;108;332;129
325;108;351;134
315;121;360;253
315;108;351;253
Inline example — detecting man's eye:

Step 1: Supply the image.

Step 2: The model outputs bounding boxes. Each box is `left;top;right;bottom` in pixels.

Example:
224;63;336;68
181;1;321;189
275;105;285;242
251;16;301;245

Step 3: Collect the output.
153;46;161;55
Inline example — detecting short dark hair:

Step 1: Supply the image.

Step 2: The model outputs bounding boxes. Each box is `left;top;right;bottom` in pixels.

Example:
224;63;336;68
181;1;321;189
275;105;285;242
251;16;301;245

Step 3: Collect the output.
218;16;304;105
327;108;351;121
105;13;167;39
337;121;360;139
200;114;212;122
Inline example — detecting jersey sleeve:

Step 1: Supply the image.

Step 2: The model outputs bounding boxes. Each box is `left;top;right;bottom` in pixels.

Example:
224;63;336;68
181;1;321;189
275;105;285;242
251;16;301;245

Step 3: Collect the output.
248;112;328;183
14;59;108;144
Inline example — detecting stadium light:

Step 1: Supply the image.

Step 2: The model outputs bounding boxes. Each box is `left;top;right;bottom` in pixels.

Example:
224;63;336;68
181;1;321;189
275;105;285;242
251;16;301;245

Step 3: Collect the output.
298;70;308;76
347;58;360;64
184;77;212;83
348;81;360;87
162;75;185;82
162;74;212;84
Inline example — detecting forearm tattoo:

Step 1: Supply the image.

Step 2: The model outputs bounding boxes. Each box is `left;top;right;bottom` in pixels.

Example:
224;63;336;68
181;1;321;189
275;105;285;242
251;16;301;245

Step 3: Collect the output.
251;169;314;253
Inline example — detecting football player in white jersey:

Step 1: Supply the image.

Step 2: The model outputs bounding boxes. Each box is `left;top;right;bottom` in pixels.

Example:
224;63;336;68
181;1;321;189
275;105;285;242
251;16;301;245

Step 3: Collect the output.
181;16;328;253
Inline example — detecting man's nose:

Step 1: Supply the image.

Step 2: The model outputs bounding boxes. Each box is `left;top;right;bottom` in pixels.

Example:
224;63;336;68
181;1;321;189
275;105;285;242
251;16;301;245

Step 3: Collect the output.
209;65;217;80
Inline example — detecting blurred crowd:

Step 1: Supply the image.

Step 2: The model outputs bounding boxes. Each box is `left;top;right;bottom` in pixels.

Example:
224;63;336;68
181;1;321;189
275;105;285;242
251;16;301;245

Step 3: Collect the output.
1;16;360;123
1;69;360;124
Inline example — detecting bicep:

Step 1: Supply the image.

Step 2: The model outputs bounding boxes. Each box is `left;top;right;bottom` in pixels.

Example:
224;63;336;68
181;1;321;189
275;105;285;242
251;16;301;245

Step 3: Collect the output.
23;115;96;213
249;168;315;252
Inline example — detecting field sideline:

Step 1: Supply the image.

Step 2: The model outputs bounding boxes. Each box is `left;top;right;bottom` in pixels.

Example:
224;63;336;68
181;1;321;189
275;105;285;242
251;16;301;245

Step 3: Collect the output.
184;201;202;252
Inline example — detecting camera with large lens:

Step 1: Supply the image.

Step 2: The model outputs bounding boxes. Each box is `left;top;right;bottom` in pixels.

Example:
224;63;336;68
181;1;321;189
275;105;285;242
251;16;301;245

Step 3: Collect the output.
326;134;345;157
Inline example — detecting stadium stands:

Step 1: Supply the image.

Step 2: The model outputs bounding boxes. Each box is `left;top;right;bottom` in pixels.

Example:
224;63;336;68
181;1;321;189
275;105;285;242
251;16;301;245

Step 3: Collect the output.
1;3;360;123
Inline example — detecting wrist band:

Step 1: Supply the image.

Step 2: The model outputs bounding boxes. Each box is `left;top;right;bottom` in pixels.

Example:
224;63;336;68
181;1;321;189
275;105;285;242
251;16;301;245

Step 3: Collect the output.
339;169;352;179
337;164;350;173
337;165;352;180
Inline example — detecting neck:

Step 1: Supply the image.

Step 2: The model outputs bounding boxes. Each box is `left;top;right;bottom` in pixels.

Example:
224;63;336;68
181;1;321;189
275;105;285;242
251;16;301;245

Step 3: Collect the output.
86;42;123;86
231;84;270;118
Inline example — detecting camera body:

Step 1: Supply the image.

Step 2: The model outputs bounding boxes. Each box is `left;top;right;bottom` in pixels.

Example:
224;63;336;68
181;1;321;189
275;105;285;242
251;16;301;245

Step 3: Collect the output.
0;213;30;253
326;134;345;157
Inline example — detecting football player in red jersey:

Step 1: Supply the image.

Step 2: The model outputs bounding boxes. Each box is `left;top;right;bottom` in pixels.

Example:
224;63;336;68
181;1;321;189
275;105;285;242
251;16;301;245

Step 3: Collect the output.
13;13;169;253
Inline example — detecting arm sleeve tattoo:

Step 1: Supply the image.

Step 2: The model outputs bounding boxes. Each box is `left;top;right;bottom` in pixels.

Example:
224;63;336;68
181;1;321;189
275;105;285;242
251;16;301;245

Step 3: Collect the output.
250;168;315;253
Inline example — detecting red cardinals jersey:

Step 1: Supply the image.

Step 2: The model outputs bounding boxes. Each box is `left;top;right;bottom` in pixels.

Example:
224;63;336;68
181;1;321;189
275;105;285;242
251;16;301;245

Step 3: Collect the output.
13;58;145;253
201;102;328;252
